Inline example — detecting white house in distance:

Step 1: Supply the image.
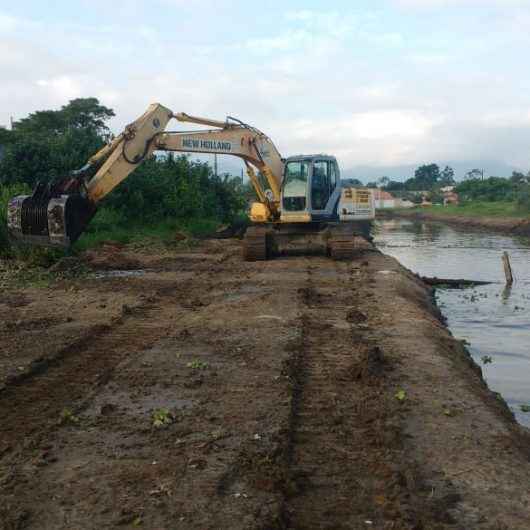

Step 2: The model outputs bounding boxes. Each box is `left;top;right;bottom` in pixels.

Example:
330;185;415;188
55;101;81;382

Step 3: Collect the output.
369;189;414;209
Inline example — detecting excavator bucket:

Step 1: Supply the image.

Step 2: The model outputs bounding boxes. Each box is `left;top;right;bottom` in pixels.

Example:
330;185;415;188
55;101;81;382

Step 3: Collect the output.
7;185;96;248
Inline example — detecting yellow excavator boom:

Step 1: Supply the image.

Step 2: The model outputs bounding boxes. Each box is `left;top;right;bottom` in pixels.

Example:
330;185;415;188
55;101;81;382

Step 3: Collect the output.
7;103;284;247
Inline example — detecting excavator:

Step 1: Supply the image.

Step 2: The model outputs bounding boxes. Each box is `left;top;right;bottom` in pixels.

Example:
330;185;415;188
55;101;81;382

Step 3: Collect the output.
7;103;375;260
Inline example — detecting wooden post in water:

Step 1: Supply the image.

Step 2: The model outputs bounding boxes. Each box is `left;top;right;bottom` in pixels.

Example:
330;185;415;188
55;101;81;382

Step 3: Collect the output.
502;252;514;285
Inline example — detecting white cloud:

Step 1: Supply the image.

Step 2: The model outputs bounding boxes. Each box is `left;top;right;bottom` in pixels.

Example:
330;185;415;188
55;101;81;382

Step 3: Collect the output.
0;13;17;31
349;110;434;140
1;3;530;173
393;0;529;7
37;76;83;100
244;10;359;58
408;52;450;65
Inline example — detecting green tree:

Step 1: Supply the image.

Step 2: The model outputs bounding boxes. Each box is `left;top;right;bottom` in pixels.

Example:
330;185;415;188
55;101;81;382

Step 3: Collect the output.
0;126;12;145
403;165;439;191
516;184;530;212
384;180;406;192
456;177;514;202
13;98;114;137
440;166;455;186
1;99;247;243
464;168;484;181
510;171;527;185
0;98;113;186
413;164;440;190
377;176;390;188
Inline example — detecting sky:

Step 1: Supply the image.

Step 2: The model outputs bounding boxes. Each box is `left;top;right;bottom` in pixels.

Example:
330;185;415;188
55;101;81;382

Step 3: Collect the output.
1;0;530;179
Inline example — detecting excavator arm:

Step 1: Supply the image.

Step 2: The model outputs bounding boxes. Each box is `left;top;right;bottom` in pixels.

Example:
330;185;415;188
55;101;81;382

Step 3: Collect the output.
7;103;284;247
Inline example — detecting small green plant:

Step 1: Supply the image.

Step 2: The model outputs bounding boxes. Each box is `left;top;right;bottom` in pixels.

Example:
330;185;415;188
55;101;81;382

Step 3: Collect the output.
187;360;209;370
481;355;493;365
395;389;406;402
152;408;173;428
60;408;79;424
520;404;530;413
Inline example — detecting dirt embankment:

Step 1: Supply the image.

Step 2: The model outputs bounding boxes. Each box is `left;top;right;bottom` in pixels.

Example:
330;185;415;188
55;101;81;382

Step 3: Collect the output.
379;208;530;236
0;240;529;529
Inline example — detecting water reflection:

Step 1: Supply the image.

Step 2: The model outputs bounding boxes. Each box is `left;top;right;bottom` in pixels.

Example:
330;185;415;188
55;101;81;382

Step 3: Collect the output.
374;219;530;428
502;284;513;303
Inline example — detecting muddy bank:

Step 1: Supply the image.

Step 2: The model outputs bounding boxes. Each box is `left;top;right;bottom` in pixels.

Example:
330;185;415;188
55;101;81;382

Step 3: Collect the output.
379;208;530;236
1;241;529;529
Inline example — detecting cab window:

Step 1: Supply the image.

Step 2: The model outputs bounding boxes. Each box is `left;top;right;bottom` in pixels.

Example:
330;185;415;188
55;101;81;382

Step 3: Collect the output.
311;161;330;210
330;162;338;192
283;161;309;211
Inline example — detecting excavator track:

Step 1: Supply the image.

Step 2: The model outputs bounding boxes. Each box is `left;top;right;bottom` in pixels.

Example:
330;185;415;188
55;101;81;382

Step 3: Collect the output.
327;235;356;260
242;226;269;261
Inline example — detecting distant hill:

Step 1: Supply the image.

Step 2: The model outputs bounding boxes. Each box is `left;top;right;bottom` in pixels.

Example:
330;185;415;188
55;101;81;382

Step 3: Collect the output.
342;160;524;183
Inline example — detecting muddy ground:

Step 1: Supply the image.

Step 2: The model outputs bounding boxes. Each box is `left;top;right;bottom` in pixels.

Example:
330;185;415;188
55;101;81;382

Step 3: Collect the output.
1;239;529;529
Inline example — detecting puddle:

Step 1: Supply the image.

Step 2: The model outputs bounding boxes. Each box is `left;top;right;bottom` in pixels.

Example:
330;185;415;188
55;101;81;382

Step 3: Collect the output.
86;386;194;418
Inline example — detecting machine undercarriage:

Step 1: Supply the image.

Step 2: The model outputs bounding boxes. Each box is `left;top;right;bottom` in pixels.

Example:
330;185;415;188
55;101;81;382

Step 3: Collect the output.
242;221;373;261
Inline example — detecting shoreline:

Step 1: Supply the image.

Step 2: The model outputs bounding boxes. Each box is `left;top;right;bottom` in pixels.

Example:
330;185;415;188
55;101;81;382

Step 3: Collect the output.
378;207;530;236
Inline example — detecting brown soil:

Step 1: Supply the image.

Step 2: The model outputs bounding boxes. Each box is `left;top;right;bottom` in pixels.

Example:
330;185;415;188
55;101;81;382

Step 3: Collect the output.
379;209;530;237
0;240;529;529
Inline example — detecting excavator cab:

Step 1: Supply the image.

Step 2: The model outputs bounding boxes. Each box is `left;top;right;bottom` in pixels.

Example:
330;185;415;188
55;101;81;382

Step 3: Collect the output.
241;155;375;260
280;155;351;223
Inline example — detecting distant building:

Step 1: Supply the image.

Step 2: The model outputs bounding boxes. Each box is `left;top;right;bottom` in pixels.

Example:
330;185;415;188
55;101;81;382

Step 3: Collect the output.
369;189;414;209
443;191;459;205
420;192;432;207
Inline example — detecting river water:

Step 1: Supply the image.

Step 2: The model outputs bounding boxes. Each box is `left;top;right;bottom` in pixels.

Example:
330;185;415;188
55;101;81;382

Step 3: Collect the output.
374;218;530;427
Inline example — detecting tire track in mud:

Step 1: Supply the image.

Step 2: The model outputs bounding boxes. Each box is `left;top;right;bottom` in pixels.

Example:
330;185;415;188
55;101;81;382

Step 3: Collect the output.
0;302;171;460
282;259;372;528
0;255;231;464
279;257;438;529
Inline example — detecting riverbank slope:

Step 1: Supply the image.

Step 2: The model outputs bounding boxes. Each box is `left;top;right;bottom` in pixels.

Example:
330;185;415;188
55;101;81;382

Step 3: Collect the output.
379;206;530;236
1;241;529;528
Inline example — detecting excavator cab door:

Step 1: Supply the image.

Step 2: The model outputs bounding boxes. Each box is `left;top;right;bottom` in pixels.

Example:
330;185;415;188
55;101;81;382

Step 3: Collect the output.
280;160;311;222
310;160;331;211
309;158;340;220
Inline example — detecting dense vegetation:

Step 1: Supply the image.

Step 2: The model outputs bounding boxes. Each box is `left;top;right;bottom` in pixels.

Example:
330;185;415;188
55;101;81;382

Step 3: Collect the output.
0;98;246;256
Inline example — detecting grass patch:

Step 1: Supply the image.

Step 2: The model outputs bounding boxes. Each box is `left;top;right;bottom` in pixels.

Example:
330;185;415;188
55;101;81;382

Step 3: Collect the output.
2;195;241;287
394;201;529;219
187;359;209;370
73;208;222;252
152;408;174;428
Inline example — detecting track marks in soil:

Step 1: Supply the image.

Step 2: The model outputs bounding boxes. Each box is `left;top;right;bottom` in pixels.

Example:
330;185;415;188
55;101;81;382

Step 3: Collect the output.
2;248;519;529
0;301;167;459
279;259;451;529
